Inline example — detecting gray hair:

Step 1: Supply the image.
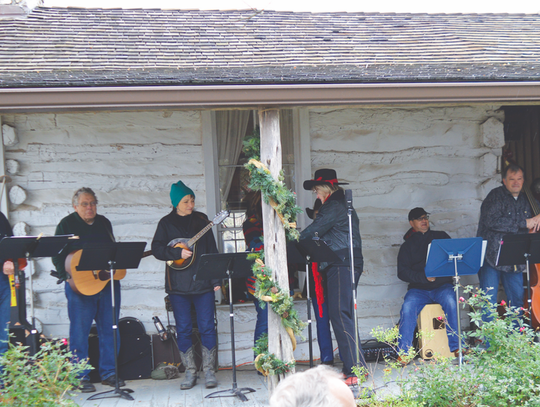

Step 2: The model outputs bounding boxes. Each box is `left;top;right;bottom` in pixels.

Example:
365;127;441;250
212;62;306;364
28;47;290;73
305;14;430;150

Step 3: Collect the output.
72;187;98;206
269;366;345;407
314;184;341;195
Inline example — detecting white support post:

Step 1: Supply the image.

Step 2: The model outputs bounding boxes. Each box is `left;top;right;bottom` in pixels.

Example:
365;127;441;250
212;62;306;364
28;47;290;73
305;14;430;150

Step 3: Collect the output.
259;107;295;392
0;119;9;218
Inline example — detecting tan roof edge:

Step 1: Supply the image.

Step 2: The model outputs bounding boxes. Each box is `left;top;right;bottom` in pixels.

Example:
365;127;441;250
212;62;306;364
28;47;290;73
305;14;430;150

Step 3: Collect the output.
1;81;540;112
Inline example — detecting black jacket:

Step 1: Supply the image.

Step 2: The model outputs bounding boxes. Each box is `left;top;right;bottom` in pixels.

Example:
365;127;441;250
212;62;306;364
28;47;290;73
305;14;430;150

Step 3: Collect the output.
477;185;534;273
397;228;452;291
52;212;115;281
300;189;363;271
152;209;219;296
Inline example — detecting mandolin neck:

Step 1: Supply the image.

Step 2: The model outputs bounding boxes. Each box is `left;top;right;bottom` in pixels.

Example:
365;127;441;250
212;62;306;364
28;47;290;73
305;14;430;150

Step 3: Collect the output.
187;222;215;247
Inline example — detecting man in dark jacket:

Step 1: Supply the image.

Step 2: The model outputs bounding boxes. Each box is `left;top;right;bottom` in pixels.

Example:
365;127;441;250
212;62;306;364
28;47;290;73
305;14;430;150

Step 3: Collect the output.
52;187;123;393
397;207;459;357
477;163;540;317
0;211;19;383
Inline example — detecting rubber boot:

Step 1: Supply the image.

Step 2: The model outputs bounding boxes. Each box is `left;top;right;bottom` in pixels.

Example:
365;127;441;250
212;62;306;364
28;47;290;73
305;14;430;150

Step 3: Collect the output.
202;345;218;389
179;347;197;390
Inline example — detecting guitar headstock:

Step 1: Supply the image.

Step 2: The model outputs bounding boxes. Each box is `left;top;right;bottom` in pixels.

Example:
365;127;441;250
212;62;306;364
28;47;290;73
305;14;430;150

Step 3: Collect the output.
213;210;230;225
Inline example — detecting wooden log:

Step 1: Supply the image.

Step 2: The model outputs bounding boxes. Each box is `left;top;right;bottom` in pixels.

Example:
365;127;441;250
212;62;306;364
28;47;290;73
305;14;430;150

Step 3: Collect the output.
258;107;295;393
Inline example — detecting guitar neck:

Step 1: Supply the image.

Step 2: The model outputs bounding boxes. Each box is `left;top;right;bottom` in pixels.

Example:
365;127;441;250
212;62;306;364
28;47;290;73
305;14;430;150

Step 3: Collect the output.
187;222;215;247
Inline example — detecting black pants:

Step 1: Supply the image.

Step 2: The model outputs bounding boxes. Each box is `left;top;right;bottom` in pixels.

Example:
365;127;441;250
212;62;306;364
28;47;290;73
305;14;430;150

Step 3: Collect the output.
326;264;367;376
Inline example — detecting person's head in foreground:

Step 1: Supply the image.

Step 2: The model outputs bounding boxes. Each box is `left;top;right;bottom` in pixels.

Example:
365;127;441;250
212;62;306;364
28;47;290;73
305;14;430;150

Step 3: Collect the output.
269;365;356;407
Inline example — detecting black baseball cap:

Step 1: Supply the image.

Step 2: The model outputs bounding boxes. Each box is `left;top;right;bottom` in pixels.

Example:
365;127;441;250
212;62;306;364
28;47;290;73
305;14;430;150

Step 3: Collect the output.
408;207;429;221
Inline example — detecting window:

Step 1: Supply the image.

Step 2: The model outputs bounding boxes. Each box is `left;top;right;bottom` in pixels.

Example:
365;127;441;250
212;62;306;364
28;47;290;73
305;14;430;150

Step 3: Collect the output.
216;109;295;253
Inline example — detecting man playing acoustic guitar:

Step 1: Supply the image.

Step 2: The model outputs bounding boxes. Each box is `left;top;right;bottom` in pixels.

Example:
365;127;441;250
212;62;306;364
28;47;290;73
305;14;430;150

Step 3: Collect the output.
52;187;124;393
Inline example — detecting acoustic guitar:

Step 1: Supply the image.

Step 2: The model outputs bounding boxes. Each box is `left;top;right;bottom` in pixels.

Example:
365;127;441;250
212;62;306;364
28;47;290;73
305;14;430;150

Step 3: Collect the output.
65;249;152;296
166;210;230;270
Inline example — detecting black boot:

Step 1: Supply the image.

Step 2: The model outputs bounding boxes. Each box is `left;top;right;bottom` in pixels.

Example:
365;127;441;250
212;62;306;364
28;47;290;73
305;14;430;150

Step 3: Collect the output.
179;347;197;390
202;346;218;389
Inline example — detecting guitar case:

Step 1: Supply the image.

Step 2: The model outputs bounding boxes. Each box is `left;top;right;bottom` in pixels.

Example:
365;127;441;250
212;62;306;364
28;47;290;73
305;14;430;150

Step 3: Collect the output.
118;317;152;380
87;317;152;382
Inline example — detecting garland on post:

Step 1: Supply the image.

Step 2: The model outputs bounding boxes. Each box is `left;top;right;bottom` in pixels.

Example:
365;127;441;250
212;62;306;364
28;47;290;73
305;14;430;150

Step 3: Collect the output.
243;129;305;377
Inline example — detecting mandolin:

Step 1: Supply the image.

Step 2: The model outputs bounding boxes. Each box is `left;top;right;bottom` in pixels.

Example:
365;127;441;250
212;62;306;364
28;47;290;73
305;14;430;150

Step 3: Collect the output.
166;210;230;271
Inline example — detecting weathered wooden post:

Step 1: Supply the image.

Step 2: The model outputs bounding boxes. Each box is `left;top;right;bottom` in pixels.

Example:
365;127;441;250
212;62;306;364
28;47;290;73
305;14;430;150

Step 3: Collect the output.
258;107;295;392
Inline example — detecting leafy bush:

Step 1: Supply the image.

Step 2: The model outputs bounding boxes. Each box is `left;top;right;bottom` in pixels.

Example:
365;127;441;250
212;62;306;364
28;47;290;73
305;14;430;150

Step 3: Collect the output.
406;286;540;407
359;286;540;407
0;338;90;407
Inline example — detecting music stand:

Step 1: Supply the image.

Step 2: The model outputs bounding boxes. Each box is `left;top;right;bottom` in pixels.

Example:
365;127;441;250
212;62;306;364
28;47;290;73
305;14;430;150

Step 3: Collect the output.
78;241;146;402
0;235;73;355
497;233;540;327
287;239;340;367
196;252;256;402
425;237;484;367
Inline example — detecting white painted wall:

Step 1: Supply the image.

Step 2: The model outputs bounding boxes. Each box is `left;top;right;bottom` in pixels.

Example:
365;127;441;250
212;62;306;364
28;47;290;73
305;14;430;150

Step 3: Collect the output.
0;104;504;367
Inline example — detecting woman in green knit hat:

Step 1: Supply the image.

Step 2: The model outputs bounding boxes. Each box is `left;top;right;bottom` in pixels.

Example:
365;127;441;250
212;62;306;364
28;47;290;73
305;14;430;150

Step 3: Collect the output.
152;180;221;390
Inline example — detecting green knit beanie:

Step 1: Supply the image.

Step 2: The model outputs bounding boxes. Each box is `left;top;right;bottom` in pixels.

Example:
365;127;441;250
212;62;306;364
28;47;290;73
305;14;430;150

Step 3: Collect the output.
170;181;195;208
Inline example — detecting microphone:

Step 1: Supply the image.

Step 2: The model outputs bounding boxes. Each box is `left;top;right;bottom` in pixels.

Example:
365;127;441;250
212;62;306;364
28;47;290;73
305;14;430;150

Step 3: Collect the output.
345;189;353;210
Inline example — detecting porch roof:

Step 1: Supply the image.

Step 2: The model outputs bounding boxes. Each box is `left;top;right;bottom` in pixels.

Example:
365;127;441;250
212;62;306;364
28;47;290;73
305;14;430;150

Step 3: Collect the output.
1;7;540;89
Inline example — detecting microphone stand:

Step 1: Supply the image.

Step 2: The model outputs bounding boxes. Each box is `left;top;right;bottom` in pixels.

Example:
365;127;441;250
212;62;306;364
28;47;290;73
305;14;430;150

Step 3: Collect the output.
345;189;360;375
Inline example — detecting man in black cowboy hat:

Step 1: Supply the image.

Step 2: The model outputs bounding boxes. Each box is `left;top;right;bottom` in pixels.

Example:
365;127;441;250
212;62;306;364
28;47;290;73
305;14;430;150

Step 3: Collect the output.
300;169;367;385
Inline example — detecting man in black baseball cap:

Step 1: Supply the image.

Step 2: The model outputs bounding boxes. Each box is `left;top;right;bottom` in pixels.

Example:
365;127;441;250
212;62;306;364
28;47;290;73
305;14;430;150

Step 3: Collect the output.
396;207;461;364
408;207;429;221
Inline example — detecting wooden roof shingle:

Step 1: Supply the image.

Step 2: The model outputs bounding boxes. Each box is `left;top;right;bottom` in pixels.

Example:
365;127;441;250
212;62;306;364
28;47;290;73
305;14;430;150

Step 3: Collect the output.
1;7;540;88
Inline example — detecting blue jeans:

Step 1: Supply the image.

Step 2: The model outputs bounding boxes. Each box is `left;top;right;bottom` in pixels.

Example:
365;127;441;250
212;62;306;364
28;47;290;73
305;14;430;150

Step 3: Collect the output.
169;291;216;353
311;292;335;363
479;263;524;322
253;298;268;346
398;283;460;353
0;273;10;378
326;265;367;376
65;281;121;381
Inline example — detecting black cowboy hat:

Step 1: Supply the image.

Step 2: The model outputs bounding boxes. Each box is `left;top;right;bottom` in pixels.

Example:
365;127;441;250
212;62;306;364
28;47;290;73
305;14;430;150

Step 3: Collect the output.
303;168;349;190
306;198;322;220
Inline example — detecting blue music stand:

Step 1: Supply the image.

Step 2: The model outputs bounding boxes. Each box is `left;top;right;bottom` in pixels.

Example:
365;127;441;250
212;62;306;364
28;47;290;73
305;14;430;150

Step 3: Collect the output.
425;237;485;366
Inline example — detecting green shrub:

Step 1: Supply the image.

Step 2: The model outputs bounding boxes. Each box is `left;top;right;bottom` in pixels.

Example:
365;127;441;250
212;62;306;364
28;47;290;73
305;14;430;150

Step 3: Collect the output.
357;286;540;407
0;338;90;407
406;286;540;406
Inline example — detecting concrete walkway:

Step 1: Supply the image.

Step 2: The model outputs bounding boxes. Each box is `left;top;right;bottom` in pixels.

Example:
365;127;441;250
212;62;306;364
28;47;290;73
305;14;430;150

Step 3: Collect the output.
71;360;403;407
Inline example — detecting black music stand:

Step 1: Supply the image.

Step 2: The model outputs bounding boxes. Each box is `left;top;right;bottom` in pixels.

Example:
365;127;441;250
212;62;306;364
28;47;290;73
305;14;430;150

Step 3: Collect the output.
425;237;484;367
79;241;146;402
196;252;256;402
287;239;340;367
497;233;540;327
0;235;73;355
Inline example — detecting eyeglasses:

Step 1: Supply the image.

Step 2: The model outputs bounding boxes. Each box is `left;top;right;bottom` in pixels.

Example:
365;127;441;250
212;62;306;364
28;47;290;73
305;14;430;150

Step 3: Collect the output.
79;201;97;207
415;215;429;221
